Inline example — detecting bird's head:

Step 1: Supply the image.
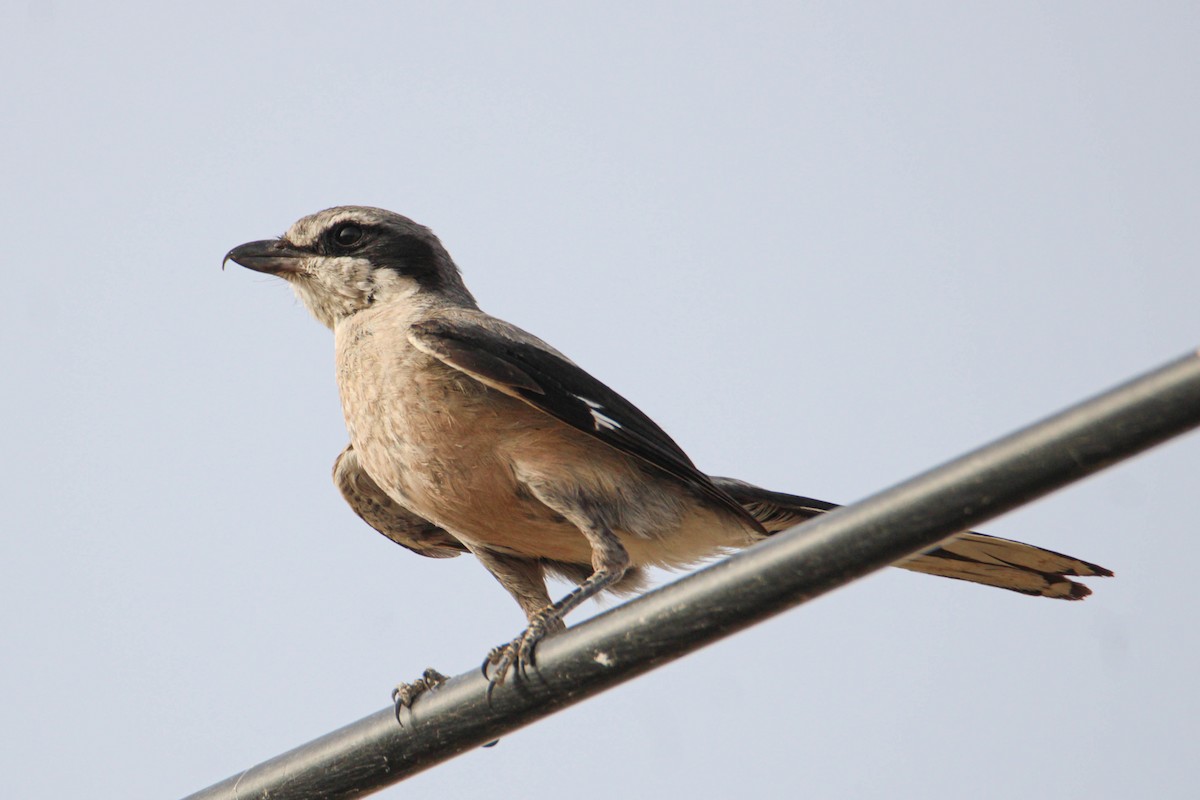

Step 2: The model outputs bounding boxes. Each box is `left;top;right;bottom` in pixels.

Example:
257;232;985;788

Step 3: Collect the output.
224;206;475;328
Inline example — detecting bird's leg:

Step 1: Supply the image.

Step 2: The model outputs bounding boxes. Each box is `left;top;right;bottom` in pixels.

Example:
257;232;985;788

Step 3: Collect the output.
471;547;556;621
390;552;544;721
486;525;629;687
391;667;449;723
470;547;555;686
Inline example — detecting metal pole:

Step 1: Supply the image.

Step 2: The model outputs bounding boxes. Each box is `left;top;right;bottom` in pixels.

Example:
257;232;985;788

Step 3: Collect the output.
184;349;1200;800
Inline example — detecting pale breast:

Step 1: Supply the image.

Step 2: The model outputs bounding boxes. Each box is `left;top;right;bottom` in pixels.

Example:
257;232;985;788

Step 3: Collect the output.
333;307;592;562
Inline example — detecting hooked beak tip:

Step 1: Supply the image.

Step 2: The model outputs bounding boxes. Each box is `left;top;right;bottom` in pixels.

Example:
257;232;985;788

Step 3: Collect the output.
224;239;306;276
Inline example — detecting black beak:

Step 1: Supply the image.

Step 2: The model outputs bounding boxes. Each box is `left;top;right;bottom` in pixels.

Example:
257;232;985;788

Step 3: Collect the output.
223;239;308;275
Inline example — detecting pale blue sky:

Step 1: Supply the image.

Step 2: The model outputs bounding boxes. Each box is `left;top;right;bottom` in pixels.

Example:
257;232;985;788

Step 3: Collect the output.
2;3;1198;798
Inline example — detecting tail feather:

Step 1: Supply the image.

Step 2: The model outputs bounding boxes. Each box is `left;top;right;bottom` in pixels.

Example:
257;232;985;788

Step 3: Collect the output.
898;534;1111;600
709;477;1112;600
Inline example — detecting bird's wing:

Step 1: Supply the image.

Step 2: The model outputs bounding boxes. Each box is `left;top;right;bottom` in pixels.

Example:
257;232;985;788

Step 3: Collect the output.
408;309;763;531
333;444;466;558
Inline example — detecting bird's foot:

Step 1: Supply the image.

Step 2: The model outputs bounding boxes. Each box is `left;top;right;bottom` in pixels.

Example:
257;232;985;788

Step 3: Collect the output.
482;611;560;696
391;667;448;723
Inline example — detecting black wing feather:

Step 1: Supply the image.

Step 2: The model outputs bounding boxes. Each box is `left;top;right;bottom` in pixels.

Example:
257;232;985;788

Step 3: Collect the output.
410;315;763;531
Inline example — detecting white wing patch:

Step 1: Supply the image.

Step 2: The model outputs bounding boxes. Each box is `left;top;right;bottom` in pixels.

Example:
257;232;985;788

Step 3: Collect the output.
591;409;622;431
573;393;623;432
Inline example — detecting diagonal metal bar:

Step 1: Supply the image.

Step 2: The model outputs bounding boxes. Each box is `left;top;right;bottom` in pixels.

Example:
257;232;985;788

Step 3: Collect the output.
183;349;1200;800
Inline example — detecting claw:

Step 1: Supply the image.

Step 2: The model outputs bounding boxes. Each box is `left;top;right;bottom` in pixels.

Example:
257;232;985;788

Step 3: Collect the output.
484;640;517;704
422;667;448;689
392;667;448;724
518;622;544;674
482;613;557;701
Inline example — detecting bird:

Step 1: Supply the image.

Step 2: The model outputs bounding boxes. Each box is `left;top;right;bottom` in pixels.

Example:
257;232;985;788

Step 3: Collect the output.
225;206;1112;702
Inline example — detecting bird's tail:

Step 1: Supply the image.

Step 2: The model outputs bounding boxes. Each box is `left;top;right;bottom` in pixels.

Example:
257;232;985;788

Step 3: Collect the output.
709;477;1112;599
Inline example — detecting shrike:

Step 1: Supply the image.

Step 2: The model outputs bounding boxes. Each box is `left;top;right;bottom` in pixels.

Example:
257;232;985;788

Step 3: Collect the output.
225;206;1111;699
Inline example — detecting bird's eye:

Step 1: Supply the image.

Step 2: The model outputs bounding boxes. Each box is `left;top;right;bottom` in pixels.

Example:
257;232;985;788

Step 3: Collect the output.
332;224;364;248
